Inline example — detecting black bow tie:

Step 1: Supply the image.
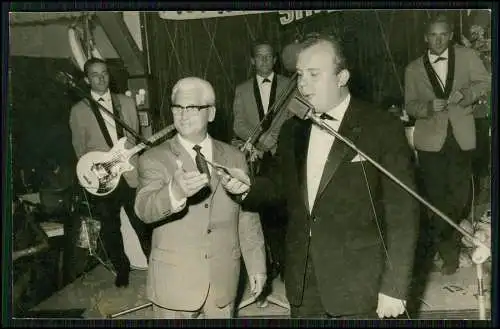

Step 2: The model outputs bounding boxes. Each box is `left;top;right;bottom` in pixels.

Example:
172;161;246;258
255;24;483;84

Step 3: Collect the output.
319;113;337;121
433;56;447;63
98;97;105;102
262;78;271;83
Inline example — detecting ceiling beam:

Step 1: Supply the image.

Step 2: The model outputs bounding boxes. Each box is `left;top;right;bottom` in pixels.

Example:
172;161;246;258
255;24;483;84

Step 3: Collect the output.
95;12;145;76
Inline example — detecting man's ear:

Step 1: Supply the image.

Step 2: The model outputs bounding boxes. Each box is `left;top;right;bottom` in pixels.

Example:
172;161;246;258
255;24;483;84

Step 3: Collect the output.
337;69;350;87
250;58;256;67
208;106;216;122
449;32;454;41
84;76;90;85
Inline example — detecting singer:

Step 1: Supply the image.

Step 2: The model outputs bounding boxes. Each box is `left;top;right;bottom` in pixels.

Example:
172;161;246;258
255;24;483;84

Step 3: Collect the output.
134;77;266;319
221;33;420;319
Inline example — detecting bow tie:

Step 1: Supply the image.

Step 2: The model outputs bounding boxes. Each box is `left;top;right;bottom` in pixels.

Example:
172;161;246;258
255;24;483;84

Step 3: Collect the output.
319;113;337;121
262;78;271;83
98;97;105;102
433;56;447;63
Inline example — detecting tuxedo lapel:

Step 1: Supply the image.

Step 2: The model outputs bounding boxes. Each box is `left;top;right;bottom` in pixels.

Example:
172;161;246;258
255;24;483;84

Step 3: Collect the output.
294;120;313;212
169;136;198;173
252;77;265;120
443;46;455;97
423;46;456;99
313;100;363;212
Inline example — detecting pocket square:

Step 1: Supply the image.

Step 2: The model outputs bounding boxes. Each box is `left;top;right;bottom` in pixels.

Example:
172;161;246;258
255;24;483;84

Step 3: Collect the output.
350;154;366;163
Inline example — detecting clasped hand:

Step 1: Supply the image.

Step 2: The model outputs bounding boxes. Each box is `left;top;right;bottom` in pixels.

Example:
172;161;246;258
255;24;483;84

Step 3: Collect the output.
376;293;407;319
171;160;209;199
220;171;251;196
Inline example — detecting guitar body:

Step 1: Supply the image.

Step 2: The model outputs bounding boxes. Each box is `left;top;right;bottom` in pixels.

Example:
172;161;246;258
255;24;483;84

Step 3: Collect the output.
76;137;134;196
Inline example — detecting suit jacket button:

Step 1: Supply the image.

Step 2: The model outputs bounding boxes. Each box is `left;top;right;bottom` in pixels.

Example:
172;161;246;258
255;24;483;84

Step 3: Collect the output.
204;203;209;208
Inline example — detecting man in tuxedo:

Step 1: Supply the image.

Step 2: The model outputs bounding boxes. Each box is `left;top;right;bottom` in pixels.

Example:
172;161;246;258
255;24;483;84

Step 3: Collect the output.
134;77;266;319
69;58;152;287
232;40;291;304
221;33;420;319
232;40;292;159
404;14;491;275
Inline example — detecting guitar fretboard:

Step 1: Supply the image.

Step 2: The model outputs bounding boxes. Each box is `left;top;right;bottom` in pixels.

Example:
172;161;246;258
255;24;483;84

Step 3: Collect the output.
128;125;176;156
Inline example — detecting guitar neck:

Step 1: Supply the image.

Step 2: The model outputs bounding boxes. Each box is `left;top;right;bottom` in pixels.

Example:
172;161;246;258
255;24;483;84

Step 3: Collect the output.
127;124;176;156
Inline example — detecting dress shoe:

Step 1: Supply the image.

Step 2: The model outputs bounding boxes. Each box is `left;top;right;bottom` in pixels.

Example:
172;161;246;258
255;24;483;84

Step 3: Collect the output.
115;271;130;287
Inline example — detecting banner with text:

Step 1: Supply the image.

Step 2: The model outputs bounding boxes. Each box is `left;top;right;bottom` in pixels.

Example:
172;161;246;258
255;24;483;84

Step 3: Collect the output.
159;10;338;24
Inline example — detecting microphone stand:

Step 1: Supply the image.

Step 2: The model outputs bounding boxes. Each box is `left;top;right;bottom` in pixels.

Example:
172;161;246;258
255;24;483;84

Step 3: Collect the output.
289;96;491;320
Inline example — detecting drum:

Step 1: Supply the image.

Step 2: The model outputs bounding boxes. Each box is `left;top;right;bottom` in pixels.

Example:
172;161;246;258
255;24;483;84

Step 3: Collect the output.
75;216;101;251
120;207;148;270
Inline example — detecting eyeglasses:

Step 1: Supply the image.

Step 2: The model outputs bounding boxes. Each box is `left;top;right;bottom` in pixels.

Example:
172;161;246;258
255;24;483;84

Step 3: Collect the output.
171;104;212;115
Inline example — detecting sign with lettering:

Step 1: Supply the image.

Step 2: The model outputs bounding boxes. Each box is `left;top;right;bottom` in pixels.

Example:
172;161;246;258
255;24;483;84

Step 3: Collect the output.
158;10;338;24
278;10;339;25
159;11;270;20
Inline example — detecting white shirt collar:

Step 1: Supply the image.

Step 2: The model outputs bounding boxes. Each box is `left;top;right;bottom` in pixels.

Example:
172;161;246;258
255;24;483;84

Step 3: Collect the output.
177;133;212;159
91;89;111;102
257;72;275;85
428;48;449;62
322;93;351;122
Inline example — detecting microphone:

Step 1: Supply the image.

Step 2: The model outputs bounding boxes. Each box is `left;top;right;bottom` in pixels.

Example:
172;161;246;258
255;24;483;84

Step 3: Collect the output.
285;93;491;255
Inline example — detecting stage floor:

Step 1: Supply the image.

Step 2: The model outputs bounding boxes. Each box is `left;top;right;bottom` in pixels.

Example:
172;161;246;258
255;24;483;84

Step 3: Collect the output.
25;257;491;320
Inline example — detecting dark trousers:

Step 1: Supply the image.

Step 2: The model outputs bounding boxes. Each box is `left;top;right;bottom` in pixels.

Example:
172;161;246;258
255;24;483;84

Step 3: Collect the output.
88;179;152;274
290;252;378;319
472;118;490;180
417;129;472;269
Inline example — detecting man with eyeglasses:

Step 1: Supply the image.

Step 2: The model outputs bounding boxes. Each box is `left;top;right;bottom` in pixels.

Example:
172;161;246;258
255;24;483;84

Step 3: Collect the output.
134;77;267;319
69;58;153;288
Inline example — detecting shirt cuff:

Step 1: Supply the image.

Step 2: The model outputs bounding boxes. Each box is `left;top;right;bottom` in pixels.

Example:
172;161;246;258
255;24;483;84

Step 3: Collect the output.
169;180;187;213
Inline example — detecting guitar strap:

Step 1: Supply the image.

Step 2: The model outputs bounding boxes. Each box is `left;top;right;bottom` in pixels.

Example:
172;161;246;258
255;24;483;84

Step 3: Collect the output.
87;93;126;148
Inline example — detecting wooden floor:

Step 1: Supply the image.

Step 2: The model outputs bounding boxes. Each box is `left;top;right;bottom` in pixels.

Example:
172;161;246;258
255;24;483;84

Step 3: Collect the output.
23;255;491;320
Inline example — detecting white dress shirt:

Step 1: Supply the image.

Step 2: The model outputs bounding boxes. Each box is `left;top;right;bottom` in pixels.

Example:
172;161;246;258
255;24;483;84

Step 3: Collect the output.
428;48;449;91
256;72;275;114
307;93;351;213
91;89;118;144
169;134;213;212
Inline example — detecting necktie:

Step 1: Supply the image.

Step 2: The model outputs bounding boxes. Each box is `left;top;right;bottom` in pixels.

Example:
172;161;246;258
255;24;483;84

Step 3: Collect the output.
193;145;211;180
262;78;271;83
433;56;447;63
319;113;337;121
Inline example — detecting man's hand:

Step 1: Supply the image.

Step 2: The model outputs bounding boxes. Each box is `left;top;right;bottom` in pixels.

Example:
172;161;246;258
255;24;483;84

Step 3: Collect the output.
220;171;251;195
430;99;448;112
249;273;267;298
448;90;464;105
171;160;209;199
376;293;407;318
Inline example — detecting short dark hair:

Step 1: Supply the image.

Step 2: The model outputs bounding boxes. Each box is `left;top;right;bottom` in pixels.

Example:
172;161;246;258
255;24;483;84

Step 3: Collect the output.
425;12;454;33
250;40;275;58
83;57;107;77
299;32;348;73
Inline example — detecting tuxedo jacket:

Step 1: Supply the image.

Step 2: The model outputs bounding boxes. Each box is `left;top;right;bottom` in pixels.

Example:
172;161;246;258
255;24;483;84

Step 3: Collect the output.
243;98;420;316
69;93;140;188
404;45;491;152
232;74;293;153
134;135;266;310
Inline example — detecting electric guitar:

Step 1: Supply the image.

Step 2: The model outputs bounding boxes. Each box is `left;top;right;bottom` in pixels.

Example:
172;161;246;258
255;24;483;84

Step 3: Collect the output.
76;125;176;196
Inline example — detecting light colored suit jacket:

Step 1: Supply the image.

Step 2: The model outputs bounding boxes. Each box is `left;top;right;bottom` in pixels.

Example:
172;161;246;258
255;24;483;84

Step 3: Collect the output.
404;45;491;152
69;93;140;188
134;135;266;310
233;74;292;153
